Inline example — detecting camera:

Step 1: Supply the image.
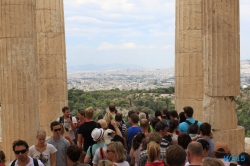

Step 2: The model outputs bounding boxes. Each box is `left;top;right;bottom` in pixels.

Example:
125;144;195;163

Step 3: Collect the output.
65;127;69;132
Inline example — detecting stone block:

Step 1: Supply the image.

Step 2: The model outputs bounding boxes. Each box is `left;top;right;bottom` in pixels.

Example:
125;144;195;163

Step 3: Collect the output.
245;138;250;154
213;126;245;156
203;95;238;130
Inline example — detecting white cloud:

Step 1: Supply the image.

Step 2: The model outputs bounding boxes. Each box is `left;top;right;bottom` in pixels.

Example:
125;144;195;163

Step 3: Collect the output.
64;0;250;68
74;0;141;12
97;42;161;50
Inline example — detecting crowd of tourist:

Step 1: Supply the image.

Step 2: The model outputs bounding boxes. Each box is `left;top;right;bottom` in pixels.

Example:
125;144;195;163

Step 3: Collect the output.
1;105;250;166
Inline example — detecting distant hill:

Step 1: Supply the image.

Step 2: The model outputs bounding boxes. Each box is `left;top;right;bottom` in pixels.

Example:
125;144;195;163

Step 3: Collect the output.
67;63;144;72
68;60;250;73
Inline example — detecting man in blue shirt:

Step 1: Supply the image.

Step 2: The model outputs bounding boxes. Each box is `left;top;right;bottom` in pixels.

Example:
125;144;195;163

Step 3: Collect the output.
127;113;141;152
178;106;202;133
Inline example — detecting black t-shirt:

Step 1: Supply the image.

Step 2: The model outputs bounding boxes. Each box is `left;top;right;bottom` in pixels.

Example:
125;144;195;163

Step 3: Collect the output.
78;121;100;152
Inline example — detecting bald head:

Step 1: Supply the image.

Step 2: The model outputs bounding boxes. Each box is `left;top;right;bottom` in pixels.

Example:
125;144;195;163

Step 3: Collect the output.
187;141;203;156
140;119;149;128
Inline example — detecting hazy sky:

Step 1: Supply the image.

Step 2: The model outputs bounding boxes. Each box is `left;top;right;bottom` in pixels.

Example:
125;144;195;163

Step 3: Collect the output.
64;0;250;69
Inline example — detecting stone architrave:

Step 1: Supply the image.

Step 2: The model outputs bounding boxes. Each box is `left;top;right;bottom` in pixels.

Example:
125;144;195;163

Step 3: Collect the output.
175;0;204;121
0;0;40;161
36;0;68;134
202;0;244;154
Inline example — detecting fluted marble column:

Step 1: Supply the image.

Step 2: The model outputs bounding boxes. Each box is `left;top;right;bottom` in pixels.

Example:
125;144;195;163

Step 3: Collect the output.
0;0;40;161
175;0;204;121
36;0;68;135
202;0;244;155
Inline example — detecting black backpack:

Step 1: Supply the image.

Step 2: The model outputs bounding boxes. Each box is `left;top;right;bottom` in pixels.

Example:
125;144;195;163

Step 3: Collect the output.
11;158;38;166
185;120;199;134
59;115;73;124
59;115;73;131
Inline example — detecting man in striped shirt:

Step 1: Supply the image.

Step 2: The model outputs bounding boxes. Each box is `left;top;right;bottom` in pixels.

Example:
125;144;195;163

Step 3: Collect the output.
155;121;173;148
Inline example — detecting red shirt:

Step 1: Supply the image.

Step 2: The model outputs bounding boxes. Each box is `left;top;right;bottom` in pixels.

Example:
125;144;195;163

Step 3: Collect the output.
145;161;164;166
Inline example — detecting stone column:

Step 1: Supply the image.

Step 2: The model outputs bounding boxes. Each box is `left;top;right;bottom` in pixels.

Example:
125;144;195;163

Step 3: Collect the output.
36;0;68;135
202;0;244;155
175;0;204;121
0;0;40;161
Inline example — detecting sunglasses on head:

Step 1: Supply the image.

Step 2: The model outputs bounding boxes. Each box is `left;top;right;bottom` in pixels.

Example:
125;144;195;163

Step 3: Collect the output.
106;149;114;153
14;149;27;154
54;128;62;132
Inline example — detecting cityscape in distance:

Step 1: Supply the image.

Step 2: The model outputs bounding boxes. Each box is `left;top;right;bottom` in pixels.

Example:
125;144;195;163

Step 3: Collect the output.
67;60;250;91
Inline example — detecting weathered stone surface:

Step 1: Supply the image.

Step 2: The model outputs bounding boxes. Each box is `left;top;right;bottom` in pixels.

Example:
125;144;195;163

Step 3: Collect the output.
202;0;244;154
202;0;240;96
213;126;245;155
36;0;68;135
175;0;204;121
203;95;238;130
245;138;250;154
0;0;40;161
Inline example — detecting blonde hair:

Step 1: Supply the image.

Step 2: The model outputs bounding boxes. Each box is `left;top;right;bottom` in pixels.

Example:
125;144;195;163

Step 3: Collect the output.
104;112;113;124
60;124;65;135
98;159;114;166
147;141;160;162
37;129;46;137
85;107;94;119
148;132;162;144
202;157;224;166
108;142;126;163
98;119;108;129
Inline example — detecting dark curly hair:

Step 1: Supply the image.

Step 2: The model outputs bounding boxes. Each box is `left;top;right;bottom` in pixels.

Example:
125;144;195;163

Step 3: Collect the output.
12;140;29;151
67;145;82;162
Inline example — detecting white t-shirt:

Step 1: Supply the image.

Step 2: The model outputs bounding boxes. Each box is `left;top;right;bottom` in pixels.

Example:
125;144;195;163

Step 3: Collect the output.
9;156;44;166
57;116;77;140
28;144;57;166
115;161;130;166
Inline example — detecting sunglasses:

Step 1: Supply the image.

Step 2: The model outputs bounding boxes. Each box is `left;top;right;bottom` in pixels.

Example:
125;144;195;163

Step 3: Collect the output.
14;149;27;154
106;149;114;153
54;128;62;132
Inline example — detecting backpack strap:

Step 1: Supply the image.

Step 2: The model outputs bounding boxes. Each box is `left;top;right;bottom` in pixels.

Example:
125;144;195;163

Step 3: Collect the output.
90;145;93;160
194;120;198;125
59;116;64;124
10;159;17;166
100;147;105;160
185;120;192;125
33;158;38;166
69;115;73;121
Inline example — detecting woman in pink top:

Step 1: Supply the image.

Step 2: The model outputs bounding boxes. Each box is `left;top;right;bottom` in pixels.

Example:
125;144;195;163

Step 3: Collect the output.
129;132;145;166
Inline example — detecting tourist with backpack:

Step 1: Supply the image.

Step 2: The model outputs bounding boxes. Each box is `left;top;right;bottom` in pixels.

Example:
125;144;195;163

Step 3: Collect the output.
9;140;44;166
84;128;105;165
57;106;77;144
178;106;202;133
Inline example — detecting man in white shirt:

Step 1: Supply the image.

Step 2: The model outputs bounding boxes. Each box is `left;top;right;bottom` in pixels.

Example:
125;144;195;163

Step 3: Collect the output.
57;106;77;141
9;140;44;166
